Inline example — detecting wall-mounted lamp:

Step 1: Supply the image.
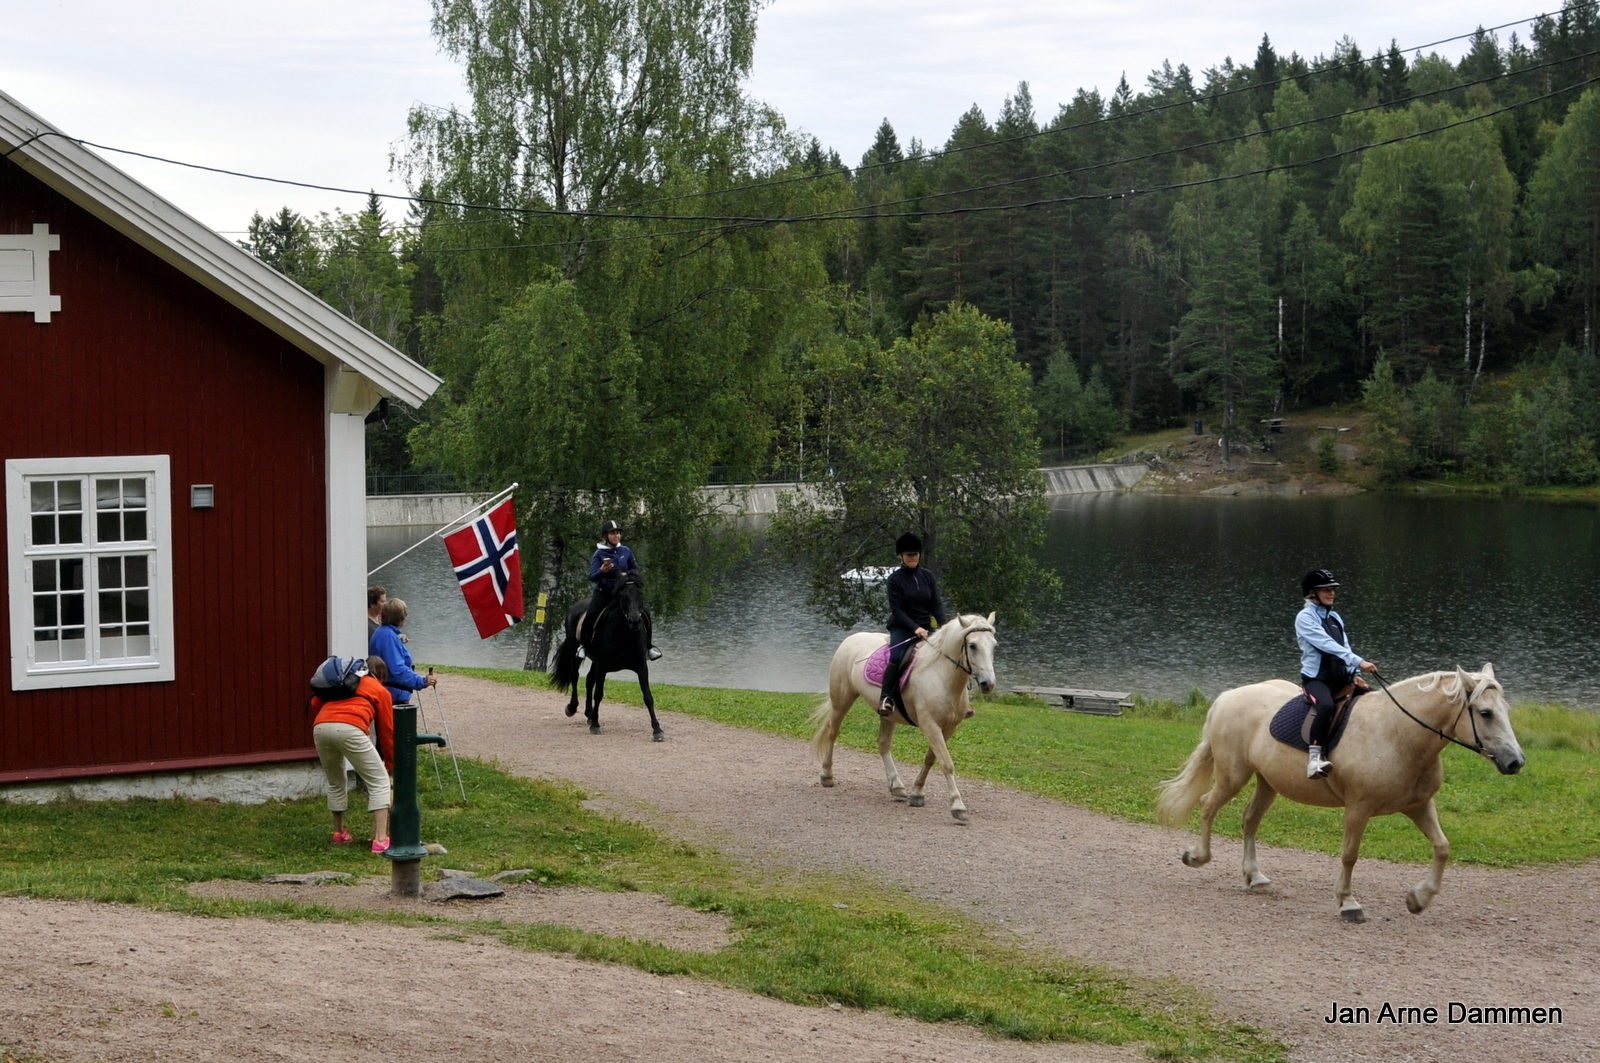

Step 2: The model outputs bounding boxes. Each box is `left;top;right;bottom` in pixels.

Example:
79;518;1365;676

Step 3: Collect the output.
190;485;215;509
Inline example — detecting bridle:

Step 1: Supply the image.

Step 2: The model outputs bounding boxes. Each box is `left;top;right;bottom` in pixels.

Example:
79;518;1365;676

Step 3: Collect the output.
929;620;995;678
1372;670;1491;759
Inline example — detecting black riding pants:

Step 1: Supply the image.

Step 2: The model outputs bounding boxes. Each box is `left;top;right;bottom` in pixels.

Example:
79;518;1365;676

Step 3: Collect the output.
1301;676;1340;745
881;627;917;708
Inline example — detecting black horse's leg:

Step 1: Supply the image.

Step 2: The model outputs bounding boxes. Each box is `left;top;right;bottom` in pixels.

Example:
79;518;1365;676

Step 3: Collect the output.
638;665;663;740
584;670;600;733
588;671;606;734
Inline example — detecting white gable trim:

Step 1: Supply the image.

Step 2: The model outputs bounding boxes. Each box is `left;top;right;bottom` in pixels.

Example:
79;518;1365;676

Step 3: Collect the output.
0;91;441;407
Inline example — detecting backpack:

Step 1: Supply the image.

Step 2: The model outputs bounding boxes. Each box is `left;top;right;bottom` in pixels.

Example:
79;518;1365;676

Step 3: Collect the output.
310;655;368;702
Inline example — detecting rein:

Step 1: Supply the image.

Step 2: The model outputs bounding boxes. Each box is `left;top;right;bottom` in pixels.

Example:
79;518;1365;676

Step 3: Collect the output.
1372;671;1489;758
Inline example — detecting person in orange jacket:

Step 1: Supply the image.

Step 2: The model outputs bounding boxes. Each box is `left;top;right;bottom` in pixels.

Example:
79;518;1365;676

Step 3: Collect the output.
311;656;396;853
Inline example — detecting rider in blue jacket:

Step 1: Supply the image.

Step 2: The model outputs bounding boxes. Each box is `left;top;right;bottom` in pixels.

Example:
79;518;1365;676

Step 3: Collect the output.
1297;569;1377;778
588;520;661;660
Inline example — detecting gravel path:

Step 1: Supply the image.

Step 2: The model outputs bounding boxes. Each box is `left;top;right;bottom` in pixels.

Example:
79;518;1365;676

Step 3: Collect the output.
444;676;1600;1063
5;674;1595;1063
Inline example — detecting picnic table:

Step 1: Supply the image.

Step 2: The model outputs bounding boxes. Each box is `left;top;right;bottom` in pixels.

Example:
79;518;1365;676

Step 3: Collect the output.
1012;685;1132;717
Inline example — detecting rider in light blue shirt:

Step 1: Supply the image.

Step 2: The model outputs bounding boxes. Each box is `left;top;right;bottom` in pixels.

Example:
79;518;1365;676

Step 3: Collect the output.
1296;569;1377;779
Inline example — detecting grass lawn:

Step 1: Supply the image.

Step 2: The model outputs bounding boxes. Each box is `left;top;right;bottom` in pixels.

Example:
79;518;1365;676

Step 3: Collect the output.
0;758;1282;1062
447;666;1600;869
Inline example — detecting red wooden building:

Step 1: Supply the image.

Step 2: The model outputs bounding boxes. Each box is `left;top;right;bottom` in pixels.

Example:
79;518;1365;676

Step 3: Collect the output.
0;90;440;794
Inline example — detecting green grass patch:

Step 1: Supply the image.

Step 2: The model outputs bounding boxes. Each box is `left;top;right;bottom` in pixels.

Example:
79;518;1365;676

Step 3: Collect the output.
446;666;1600;869
0;758;1281;1061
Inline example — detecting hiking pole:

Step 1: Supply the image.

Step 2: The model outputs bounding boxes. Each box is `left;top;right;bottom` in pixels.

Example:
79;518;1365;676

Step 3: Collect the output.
416;670;446;794
428;670;469;803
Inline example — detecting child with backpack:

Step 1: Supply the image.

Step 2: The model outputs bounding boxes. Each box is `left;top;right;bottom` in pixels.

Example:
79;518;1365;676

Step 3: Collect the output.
310;656;396;853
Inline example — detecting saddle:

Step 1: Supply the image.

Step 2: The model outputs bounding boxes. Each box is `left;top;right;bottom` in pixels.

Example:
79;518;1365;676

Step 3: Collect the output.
862;642;917;691
1269;687;1361;754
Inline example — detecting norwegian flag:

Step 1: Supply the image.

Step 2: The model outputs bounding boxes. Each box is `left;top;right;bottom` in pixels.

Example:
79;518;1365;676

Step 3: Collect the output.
443;497;525;639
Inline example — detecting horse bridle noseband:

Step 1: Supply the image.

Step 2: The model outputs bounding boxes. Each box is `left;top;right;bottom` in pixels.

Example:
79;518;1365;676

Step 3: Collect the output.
933;621;995;677
1372;671;1490;758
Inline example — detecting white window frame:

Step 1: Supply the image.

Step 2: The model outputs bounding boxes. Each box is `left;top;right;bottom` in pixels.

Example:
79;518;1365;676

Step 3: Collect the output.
6;455;175;690
0;224;62;323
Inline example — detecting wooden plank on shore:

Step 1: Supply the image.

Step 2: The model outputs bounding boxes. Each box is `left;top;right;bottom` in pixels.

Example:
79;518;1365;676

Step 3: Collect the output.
1013;685;1132;717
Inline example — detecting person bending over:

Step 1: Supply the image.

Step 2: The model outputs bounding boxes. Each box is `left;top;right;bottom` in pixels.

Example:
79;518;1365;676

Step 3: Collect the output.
1296;569;1377;778
311;656;395;853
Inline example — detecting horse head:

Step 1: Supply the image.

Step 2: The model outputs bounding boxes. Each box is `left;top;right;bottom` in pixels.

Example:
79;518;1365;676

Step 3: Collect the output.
1453;662;1525;775
615;571;647;629
947;612;998;696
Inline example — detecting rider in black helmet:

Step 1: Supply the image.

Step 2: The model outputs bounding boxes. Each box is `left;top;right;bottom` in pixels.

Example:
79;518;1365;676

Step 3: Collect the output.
588;520;662;661
1296;569;1377;778
879;532;948;718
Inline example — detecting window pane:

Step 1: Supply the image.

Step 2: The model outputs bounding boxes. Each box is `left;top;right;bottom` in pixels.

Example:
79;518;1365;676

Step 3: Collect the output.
98;512;121;542
125;634;151;657
59;636;85;661
61;592;84;626
32;559;56;591
99;591;123;624
61;559;83;591
30;481;54;513
33;596;57;627
58;480;81;511
125;555;148;587
31;514;55;546
126;589;149;623
122;478;146;508
124;511;147;541
96;478;120;507
99;556;123;588
100;635;124;659
58;514;82;544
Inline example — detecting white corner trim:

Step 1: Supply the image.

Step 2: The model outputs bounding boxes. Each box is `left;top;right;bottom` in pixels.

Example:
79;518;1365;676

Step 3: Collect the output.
0;223;61;322
0;92;441;407
6;455;177;691
326;364;369;658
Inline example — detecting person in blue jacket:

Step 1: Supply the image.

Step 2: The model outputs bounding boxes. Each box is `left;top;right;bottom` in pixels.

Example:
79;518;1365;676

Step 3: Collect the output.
588;520;661;660
1296;569;1377;778
370;597;436;705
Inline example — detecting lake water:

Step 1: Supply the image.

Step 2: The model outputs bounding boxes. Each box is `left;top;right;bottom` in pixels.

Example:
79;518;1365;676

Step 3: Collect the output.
368;493;1600;708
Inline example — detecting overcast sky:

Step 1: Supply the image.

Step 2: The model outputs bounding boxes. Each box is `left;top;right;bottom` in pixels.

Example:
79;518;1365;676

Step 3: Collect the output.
0;0;1535;233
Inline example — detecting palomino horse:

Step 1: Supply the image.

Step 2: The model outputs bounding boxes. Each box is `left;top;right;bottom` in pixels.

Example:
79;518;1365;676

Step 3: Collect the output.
550;571;663;740
810;614;997;824
1157;664;1525;922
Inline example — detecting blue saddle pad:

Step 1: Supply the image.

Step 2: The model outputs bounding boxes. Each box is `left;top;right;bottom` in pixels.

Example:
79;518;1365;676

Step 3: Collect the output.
1269;692;1359;754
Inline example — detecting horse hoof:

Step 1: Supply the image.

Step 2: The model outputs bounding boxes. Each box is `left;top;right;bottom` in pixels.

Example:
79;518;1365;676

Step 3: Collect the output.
1340;905;1367;924
652;731;665;742
589;724;602;735
565;704;578;717
890;787;907;801
1181;849;1208;868
1246;876;1273;892
820;776;835;788
951;808;971;824
908;795;926;808
1405;890;1425;914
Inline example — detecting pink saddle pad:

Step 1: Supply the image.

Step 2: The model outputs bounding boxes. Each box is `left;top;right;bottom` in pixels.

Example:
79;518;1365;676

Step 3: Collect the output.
862;642;915;690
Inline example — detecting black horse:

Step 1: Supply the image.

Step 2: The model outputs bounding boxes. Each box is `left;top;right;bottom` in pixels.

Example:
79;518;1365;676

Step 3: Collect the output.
550;570;663;740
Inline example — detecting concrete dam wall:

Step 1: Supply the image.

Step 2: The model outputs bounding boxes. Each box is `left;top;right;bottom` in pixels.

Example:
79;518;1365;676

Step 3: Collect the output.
366;463;1149;527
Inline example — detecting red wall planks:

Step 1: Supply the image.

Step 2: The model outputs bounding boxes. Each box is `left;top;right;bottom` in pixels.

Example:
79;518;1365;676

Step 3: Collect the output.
0;155;328;781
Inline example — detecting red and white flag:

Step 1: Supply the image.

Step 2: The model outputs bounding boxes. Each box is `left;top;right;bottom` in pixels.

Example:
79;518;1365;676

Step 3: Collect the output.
443;497;524;639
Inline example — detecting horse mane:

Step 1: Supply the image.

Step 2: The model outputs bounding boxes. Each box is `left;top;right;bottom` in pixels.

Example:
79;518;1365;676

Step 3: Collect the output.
927;615;993;650
1413;668;1500;704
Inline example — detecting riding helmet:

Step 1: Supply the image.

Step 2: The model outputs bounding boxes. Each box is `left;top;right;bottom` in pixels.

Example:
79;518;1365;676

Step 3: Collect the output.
1300;568;1340;597
599;519;623;538
895;532;923;555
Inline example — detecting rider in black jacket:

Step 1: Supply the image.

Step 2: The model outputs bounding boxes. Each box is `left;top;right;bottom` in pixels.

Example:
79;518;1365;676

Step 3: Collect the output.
879;532;949;717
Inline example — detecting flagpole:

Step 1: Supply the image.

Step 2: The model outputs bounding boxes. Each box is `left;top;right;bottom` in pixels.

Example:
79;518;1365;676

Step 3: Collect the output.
366;482;520;578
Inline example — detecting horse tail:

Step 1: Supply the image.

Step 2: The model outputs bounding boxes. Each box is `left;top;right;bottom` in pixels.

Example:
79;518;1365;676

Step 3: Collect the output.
1156;716;1215;827
807;698;836;761
550;635;580;693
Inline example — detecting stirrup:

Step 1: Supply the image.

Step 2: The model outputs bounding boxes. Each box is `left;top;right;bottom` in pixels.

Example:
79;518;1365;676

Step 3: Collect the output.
576;645;586;660
877;696;895;717
647;646;662;661
1307;745;1332;778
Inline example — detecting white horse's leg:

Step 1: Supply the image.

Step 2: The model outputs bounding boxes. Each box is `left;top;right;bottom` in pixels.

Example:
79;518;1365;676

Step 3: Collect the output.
878;716;907;798
907;749;935;807
920;724;969;824
1239;776;1277;890
1403;799;1451;914
1182;762;1251;869
1336;806;1375;922
817;700;848;788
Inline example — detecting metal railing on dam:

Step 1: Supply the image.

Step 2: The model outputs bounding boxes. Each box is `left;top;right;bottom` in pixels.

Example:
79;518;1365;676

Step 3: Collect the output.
365;462;1149;527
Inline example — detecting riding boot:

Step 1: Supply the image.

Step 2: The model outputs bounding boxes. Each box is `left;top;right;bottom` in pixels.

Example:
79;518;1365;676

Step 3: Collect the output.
645;613;662;661
878;656;901;717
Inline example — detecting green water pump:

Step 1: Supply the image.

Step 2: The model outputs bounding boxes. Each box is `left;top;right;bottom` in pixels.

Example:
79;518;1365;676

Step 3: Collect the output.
382;703;446;896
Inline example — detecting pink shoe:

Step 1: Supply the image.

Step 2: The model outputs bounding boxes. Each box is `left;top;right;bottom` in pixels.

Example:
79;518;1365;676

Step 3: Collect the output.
371;837;390;854
331;829;354;845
